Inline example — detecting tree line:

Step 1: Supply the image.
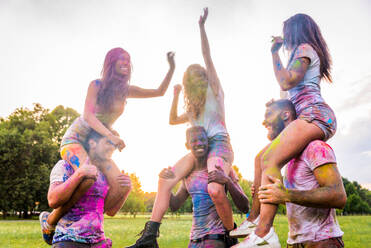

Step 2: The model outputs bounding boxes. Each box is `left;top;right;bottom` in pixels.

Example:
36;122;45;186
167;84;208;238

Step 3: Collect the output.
0;104;370;218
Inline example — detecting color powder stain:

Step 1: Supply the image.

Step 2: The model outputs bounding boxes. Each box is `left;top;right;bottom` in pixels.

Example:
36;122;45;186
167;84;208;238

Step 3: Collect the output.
327;118;332;124
70;155;80;168
292;59;302;69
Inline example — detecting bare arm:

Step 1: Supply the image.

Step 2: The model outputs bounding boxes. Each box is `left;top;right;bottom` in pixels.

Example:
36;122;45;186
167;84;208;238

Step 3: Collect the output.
169;181;189;212
271;36;310;91
83;81;125;150
169;84;189;125
259;163;347;209
199;8;224;100
208;165;249;213
104;172;132;216
128;52;175;98
48;163;97;209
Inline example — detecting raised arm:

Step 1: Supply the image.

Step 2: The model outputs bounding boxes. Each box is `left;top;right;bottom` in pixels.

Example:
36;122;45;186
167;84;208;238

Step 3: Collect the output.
169;84;189;125
199;8;224;100
258;163;347;209
48;162;98;209
83;81;125;151
208;165;249;213
128;52;175;98
271;37;309;91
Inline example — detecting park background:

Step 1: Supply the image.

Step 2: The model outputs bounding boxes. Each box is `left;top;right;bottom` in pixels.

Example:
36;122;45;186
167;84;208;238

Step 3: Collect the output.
0;0;370;247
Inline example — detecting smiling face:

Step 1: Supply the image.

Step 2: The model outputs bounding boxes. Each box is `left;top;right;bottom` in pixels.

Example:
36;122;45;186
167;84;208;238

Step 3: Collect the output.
114;51;131;76
263;105;285;141
186;127;208;159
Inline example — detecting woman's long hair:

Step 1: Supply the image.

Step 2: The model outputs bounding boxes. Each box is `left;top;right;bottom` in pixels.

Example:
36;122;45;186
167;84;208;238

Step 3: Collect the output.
97;47;131;111
283;13;332;82
182;64;208;119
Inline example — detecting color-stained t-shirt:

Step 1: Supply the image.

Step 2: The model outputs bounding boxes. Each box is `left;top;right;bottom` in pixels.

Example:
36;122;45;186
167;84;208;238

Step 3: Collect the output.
184;169;225;240
50;160;109;244
189;84;228;138
287;43;325;115
283;140;343;244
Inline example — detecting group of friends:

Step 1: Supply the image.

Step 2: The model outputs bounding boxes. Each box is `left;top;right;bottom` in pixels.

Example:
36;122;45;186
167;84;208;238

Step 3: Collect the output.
39;8;347;248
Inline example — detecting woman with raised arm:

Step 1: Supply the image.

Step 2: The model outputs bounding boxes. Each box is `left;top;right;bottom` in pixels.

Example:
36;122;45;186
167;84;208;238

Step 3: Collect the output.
127;8;235;248
233;13;336;248
39;48;175;245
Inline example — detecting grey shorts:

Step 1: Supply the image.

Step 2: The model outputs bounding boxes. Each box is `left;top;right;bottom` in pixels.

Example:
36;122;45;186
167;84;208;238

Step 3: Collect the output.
298;103;337;141
60;116;92;147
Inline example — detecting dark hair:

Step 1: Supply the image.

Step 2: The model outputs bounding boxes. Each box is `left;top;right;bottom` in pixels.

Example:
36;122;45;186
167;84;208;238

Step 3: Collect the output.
84;130;103;152
186;126;207;143
266;99;297;119
97;47;131;111
283;13;332;82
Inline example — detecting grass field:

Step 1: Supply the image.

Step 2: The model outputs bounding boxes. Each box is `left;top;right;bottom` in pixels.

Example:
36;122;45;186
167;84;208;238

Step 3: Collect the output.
0;214;370;248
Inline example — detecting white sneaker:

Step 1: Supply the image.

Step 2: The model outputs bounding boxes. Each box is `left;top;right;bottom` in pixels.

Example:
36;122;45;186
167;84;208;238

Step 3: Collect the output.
230;216;259;238
231;227;281;248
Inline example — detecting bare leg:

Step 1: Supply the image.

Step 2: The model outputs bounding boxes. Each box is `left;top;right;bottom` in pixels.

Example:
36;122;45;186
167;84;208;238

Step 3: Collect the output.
256;119;324;237
207;157;234;230
247;145;270;222
150;153;195;222
47;144;92;225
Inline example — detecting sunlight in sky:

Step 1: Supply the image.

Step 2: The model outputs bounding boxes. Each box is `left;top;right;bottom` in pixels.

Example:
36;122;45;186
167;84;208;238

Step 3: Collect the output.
1;0;370;191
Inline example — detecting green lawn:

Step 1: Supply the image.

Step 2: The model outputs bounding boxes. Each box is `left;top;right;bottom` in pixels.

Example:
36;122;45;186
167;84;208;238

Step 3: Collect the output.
0;214;370;247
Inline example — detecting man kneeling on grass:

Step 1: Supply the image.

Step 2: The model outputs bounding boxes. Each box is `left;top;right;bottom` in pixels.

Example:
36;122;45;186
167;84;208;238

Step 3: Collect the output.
41;130;131;247
159;126;250;247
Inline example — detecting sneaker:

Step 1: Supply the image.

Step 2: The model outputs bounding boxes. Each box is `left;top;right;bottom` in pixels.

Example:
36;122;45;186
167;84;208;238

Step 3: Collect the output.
231;227;281;248
230;216;259;238
39;211;56;245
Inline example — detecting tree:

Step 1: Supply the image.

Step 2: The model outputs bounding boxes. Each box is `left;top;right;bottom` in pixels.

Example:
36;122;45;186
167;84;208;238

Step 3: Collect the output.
0;104;79;218
121;173;146;217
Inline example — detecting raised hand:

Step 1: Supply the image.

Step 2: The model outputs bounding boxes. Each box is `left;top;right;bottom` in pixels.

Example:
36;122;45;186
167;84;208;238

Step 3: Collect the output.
199;7;208;26
271;36;283;54
167;51;175;69
173;84;182;95
159;166;175;179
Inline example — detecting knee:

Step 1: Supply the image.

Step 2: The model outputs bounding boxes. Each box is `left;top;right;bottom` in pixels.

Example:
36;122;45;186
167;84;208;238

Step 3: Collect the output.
208;183;226;203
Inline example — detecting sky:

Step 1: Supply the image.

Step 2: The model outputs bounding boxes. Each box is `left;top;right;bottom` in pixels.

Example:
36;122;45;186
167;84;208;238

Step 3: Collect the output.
1;0;370;192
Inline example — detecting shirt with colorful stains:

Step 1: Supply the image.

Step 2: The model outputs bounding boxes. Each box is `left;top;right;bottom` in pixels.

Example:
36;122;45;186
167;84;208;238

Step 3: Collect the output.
189;84;228;138
184;169;225;240
50;160;109;244
287;43;327;115
283;140;343;244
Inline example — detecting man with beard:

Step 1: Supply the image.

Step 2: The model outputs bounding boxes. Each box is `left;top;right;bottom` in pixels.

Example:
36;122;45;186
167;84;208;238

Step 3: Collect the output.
41;130;131;247
231;99;346;248
160;126;250;247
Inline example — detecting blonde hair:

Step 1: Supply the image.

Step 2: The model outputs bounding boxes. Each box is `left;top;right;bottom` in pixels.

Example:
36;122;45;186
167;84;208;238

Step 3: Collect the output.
182;64;208;119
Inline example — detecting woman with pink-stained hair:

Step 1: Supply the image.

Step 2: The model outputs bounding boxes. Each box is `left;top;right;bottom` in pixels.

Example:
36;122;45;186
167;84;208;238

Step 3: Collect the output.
39;48;175;245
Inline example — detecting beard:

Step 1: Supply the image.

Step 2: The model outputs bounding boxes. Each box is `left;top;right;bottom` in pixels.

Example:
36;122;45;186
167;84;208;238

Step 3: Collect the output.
269;118;285;140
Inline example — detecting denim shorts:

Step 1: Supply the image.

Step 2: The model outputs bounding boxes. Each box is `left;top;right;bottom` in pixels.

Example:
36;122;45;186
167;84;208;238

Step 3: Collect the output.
60;116;92;148
188;239;226;248
298;103;337;141
208;134;234;164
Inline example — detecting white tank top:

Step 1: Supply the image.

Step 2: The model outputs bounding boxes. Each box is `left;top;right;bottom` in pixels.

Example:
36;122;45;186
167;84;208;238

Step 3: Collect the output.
189;84;228;138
